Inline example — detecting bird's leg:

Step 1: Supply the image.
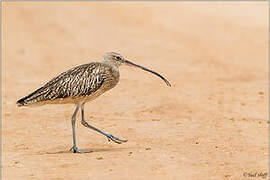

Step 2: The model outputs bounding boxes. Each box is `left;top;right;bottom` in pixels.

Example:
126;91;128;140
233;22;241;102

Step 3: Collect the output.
81;103;128;144
69;103;92;153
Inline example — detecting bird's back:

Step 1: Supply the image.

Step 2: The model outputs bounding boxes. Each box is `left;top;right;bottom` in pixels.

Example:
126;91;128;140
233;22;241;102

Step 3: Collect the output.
17;62;120;106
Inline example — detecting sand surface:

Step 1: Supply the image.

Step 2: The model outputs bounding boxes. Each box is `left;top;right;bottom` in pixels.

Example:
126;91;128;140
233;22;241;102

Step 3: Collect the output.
3;2;269;180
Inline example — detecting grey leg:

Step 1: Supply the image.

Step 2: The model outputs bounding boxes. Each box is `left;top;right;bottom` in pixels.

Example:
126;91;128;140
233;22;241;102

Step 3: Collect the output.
81;103;128;144
69;103;92;153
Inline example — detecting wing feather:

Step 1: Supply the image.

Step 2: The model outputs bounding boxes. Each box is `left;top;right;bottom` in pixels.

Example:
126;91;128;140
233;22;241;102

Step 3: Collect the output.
17;62;106;106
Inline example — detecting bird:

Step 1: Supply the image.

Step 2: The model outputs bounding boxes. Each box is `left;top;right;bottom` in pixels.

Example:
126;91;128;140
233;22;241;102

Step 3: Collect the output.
17;52;171;153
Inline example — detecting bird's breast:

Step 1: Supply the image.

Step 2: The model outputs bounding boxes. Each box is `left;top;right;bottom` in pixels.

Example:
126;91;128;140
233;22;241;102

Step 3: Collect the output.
103;66;120;89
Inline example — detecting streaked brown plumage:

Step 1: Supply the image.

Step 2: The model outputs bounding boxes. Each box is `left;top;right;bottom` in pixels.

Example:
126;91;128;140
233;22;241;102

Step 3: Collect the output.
17;52;171;153
17;62;119;106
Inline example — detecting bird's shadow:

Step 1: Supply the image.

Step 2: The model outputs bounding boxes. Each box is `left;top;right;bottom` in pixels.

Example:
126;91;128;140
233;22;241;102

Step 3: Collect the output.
32;146;134;155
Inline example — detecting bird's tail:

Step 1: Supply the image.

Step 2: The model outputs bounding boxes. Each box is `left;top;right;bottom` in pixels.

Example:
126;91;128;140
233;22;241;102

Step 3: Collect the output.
16;87;45;107
17;96;28;106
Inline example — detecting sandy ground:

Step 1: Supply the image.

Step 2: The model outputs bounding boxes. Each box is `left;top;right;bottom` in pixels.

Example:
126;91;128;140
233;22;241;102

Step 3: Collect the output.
2;2;269;180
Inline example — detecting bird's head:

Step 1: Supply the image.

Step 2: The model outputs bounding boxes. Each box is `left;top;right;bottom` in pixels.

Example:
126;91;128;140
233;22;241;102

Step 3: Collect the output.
103;52;125;66
103;52;171;87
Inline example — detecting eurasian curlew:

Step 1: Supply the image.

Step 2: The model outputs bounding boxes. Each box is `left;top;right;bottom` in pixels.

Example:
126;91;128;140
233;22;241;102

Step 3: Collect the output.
17;52;171;153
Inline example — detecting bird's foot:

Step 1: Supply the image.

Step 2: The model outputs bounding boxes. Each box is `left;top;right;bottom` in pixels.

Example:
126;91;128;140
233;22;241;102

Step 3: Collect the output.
106;134;128;144
69;146;93;153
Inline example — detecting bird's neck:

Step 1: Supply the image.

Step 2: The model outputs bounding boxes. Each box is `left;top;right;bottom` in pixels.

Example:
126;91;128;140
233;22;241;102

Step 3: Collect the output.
102;60;120;79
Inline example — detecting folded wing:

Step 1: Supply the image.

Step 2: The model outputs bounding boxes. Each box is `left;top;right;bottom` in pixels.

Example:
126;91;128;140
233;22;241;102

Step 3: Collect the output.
17;63;105;106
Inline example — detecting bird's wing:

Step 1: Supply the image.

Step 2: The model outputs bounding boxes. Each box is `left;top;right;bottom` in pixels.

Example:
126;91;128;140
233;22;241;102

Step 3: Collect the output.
17;63;106;105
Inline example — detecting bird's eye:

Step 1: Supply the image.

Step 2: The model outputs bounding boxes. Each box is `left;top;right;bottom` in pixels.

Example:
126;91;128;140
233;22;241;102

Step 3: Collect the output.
116;56;121;60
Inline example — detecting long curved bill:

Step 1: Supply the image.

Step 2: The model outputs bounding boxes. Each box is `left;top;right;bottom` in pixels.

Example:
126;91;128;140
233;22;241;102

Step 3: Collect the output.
124;59;171;87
